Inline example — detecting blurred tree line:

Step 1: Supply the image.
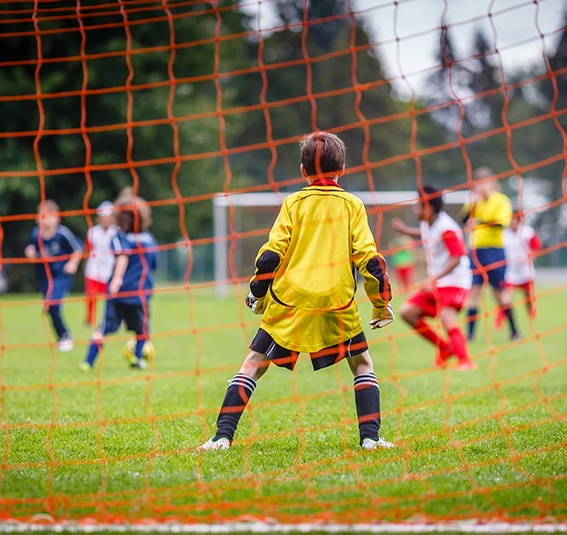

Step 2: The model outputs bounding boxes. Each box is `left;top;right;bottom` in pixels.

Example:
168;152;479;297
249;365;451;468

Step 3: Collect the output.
2;0;566;290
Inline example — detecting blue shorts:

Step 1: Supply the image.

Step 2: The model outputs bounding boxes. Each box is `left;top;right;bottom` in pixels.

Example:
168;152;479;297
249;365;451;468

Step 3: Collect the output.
470;247;506;288
99;300;148;336
40;274;73;305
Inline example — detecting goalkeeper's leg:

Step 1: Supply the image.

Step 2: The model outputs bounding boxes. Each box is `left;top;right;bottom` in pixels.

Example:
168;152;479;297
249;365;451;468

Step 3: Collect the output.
200;351;270;450
347;352;394;449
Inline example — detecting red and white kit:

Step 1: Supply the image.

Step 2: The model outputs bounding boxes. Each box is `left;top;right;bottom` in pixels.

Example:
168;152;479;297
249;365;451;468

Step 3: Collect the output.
503;225;542;287
409;212;471;316
85;224;118;323
85;224;118;285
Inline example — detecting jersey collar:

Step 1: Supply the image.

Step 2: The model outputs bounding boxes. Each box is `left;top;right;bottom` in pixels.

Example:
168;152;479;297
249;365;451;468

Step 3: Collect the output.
305;179;343;189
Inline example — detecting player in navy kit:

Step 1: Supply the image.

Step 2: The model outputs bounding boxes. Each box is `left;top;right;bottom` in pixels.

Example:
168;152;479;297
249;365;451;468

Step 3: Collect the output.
80;191;157;371
25;200;83;351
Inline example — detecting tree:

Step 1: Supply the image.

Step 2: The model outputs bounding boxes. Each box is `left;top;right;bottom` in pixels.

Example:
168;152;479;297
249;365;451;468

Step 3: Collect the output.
0;1;252;289
227;0;415;192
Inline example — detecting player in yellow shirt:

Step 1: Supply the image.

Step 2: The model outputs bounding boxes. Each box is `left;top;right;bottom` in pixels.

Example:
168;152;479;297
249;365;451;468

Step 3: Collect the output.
199;131;395;451
460;167;518;340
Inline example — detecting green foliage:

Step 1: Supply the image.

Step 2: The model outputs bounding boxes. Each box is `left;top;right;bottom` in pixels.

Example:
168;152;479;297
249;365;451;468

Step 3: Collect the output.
1;0;252;284
5;1;567;291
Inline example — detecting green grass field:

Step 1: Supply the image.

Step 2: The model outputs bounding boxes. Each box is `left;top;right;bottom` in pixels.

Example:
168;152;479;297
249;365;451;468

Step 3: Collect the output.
0;284;565;524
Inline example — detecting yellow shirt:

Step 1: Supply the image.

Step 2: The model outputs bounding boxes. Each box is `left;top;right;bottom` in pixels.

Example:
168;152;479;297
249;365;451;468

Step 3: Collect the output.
462;191;513;249
251;183;391;353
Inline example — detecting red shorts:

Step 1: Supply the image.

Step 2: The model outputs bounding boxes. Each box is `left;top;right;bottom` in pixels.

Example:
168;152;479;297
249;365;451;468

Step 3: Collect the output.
506;281;534;295
395;266;414;287
407;286;469;318
85;277;107;296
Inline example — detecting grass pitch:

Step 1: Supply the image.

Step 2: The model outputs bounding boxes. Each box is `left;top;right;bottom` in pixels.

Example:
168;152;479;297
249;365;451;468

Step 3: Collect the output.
0;284;565;524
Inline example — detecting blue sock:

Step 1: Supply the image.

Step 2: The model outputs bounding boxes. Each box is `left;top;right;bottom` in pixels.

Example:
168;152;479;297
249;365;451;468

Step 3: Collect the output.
504;308;517;335
467;308;477;337
85;342;100;366
49;305;68;339
135;339;145;360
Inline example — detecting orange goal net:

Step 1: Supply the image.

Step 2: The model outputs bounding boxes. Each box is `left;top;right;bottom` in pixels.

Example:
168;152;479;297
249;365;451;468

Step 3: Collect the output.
0;0;566;528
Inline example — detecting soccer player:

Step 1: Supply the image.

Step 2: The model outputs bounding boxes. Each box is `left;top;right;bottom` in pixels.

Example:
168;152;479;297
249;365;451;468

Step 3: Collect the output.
388;230;415;293
79;192;157;371
199;131;395;451
25;200;83;351
392;186;476;370
494;213;542;328
84;201;118;326
460;167;518;341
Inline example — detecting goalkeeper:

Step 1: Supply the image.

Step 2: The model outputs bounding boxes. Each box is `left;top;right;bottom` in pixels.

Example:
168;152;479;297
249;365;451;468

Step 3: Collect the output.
200;131;395;451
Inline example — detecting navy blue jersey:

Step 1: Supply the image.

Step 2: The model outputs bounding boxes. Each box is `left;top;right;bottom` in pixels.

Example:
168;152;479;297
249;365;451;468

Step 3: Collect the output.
110;230;157;305
28;225;83;285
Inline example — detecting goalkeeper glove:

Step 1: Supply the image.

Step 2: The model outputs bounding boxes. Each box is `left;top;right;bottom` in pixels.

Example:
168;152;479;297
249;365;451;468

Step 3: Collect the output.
369;304;395;329
246;292;265;315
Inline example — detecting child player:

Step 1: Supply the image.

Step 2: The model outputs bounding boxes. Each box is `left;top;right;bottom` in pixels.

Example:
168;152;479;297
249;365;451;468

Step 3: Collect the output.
200;131;395;451
494;213;542;328
391;185;476;370
25;200;83;351
459;167;518;341
84;201;118;327
79;192;157;371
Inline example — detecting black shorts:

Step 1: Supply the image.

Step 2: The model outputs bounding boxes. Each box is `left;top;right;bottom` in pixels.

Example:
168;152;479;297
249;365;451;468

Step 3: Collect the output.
249;328;368;371
100;300;148;336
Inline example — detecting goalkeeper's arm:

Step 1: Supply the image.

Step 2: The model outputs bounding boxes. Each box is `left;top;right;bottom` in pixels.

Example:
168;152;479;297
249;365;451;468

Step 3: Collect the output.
246;249;281;314
351;205;394;329
246;199;291;314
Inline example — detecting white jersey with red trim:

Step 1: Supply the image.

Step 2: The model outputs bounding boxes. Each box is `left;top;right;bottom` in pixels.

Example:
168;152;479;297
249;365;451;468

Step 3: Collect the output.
420;211;472;290
84;224;118;283
503;225;539;285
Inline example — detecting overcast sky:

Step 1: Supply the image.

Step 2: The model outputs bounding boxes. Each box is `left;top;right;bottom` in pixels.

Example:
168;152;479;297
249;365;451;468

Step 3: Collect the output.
240;0;567;97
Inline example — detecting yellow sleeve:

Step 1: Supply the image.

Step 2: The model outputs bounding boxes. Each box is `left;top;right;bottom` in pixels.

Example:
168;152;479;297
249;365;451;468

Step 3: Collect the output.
458;202;473;223
494;194;513;228
351;204;392;307
249;197;293;298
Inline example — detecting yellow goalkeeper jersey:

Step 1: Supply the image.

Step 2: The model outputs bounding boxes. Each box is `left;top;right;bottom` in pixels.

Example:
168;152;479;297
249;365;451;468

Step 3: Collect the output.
462;191;513;249
250;182;391;353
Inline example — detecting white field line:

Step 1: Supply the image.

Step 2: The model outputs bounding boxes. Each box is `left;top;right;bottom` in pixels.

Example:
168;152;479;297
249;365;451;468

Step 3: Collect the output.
0;523;565;533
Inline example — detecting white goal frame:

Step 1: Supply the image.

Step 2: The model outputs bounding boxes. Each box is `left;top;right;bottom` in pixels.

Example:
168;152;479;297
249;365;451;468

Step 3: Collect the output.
212;190;471;298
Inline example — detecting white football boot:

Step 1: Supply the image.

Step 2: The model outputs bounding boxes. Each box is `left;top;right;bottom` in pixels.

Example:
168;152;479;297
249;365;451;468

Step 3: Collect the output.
57;334;74;352
198;437;230;451
361;437;396;450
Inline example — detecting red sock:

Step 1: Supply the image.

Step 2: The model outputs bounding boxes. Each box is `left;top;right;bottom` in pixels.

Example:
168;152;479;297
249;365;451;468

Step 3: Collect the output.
495;306;505;325
447;327;470;362
414;319;448;349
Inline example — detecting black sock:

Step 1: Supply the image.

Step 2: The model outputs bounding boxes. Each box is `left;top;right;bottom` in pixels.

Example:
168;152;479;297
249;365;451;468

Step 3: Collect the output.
48;305;68;339
354;372;381;444
214;373;256;442
467;308;477;337
504;307;517;335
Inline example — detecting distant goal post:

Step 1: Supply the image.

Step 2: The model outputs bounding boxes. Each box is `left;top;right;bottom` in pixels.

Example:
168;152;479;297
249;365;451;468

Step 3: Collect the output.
212;189;471;297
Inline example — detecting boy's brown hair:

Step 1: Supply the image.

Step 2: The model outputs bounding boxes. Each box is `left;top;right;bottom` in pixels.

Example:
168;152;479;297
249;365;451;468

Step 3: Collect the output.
114;188;152;233
300;131;345;177
37;199;60;215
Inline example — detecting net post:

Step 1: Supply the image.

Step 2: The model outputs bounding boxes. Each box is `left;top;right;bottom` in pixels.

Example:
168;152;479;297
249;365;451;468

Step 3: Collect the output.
213;196;229;299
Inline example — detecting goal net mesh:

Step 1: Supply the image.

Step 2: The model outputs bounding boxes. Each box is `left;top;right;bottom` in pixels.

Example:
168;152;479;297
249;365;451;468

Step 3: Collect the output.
0;0;566;526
